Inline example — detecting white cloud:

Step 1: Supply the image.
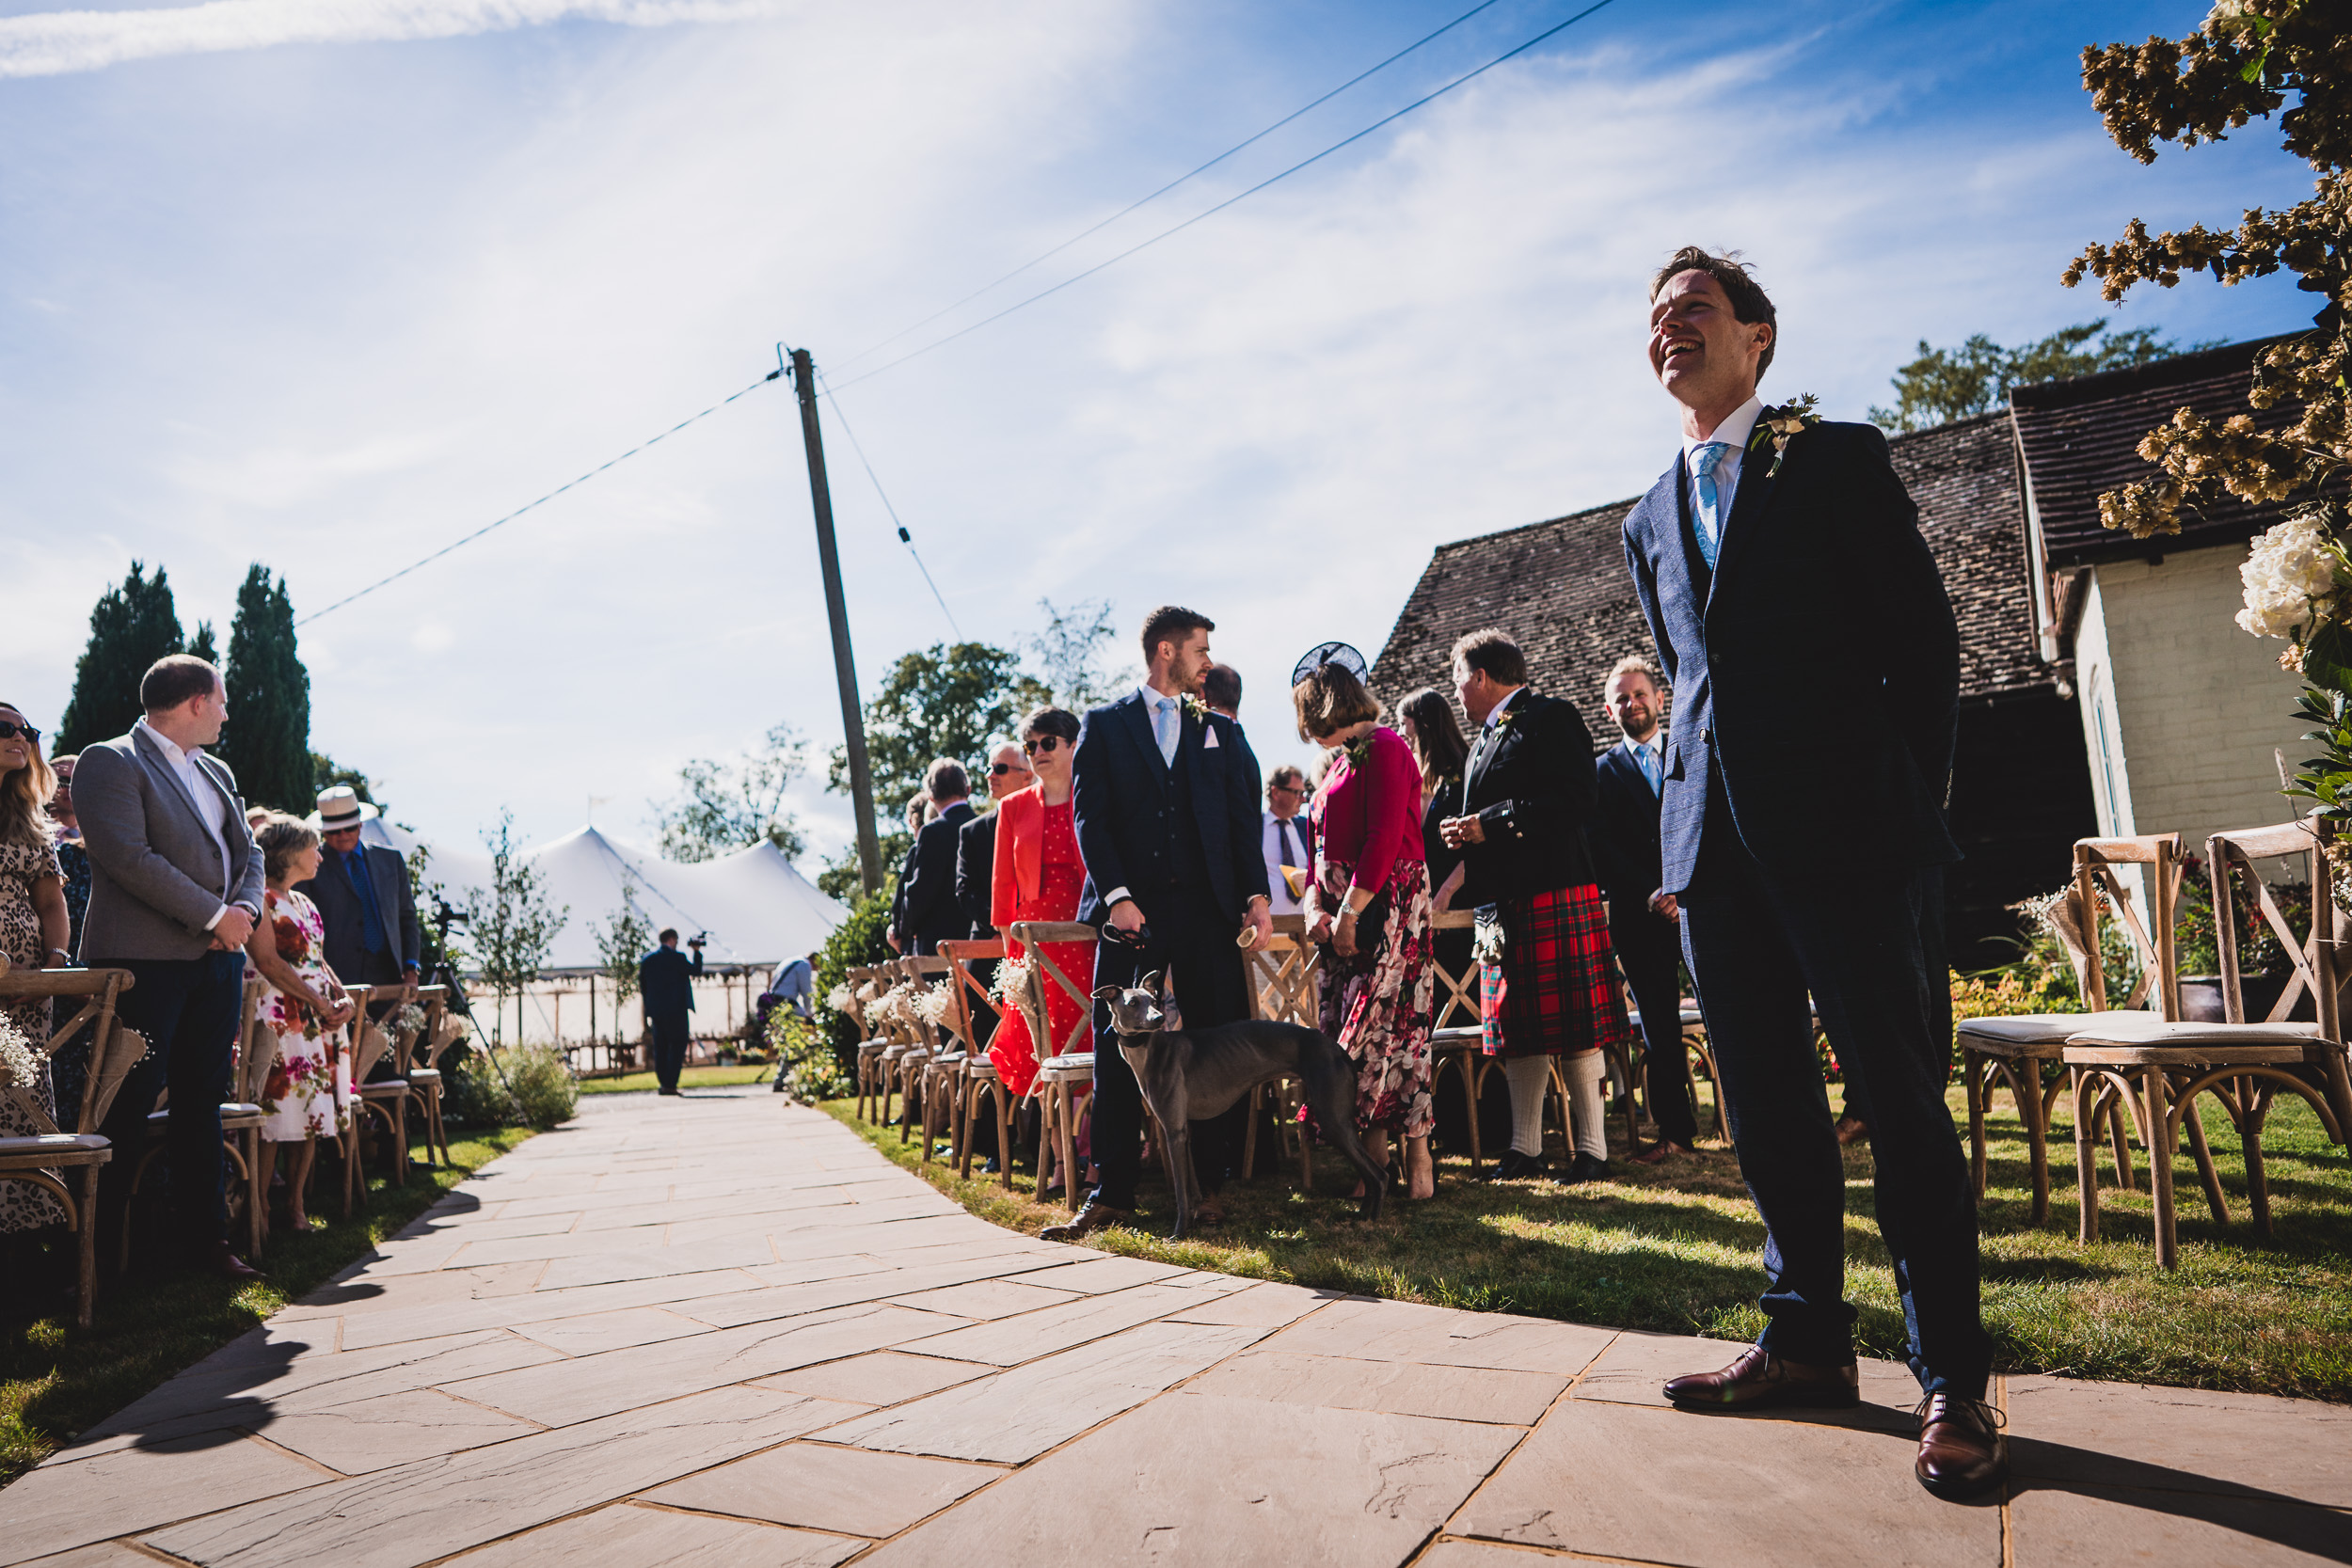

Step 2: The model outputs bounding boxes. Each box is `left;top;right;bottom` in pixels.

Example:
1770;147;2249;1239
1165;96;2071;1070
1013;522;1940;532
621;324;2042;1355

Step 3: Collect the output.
0;0;787;78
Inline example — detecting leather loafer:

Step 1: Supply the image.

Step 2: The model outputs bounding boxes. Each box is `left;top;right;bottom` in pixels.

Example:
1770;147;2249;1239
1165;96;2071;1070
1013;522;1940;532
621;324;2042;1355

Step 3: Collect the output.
1039;1197;1130;1243
1664;1344;1860;1411
1915;1393;2008;1500
1562;1152;1612;1184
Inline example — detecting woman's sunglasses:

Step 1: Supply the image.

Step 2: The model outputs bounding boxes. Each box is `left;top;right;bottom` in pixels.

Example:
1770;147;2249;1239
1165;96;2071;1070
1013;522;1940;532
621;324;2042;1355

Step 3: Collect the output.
1022;736;1065;755
0;721;40;745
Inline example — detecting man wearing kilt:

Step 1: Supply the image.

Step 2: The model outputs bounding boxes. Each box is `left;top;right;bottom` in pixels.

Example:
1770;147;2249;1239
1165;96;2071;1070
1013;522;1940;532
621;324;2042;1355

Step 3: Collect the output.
1439;627;1633;1183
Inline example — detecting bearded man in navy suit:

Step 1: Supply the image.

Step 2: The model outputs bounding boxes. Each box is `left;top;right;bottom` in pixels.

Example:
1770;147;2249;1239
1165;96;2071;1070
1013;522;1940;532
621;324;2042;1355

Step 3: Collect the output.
1043;605;1271;1242
1620;246;2001;1499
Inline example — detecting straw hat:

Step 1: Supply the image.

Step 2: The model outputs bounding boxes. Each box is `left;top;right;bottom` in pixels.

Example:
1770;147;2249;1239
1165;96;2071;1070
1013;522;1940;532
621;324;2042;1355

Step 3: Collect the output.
309;785;379;832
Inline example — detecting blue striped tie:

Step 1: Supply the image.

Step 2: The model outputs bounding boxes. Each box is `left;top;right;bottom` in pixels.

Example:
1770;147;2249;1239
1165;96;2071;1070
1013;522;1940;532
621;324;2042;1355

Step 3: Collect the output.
1692;441;1730;568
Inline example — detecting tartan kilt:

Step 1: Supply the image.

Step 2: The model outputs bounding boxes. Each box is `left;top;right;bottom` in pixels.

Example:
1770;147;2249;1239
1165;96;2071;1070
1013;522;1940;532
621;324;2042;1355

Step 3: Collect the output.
1480;882;1636;1060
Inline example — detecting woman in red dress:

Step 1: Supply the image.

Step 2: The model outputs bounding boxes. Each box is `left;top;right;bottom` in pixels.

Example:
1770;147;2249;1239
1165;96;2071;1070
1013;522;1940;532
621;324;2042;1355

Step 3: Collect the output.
989;707;1092;1097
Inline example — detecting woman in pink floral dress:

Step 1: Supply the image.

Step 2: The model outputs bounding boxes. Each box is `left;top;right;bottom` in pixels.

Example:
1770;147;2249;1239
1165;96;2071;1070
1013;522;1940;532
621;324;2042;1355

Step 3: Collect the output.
1295;663;1437;1200
244;816;356;1230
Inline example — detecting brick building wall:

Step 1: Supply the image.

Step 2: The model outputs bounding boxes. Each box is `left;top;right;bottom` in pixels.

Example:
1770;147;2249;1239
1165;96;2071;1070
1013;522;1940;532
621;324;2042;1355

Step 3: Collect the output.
2075;546;2306;857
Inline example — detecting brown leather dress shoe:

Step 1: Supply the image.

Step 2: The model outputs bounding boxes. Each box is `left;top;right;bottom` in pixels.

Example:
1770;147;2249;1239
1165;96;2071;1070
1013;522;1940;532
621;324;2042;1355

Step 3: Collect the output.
1629;1140;1692;1165
1039;1197;1130;1243
1835;1116;1870;1147
1663;1344;1860;1411
1915;1393;2008;1500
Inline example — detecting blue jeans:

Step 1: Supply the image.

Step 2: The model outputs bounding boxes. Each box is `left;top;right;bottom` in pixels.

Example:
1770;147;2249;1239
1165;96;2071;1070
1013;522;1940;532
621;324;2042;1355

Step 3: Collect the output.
1679;810;1988;1397
93;949;246;1263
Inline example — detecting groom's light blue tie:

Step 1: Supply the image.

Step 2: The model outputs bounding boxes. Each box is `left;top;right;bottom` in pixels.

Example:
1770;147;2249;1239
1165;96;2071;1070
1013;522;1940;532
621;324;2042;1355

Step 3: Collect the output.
1692;440;1730;569
1152;695;1179;767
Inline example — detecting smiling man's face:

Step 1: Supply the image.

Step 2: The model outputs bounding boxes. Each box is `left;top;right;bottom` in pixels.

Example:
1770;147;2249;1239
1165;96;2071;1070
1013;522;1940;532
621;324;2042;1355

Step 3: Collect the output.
1648;268;1771;419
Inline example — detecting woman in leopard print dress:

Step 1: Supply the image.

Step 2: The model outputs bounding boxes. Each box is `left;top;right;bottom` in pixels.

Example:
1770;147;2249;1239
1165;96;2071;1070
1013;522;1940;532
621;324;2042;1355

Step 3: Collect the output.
0;702;71;1235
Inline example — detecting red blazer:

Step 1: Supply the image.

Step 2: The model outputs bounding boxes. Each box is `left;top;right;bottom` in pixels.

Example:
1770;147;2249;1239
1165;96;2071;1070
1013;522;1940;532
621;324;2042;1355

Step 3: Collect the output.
991;785;1053;932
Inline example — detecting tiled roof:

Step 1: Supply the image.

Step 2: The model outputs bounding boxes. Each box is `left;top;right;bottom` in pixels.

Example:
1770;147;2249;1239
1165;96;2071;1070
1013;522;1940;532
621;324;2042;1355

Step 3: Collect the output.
2010;335;2304;567
1370;410;2042;734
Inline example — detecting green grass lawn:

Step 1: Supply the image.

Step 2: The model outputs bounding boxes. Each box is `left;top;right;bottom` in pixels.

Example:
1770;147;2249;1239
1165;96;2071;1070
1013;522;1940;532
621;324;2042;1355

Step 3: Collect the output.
826;1080;2352;1402
0;1124;535;1487
579;1064;773;1095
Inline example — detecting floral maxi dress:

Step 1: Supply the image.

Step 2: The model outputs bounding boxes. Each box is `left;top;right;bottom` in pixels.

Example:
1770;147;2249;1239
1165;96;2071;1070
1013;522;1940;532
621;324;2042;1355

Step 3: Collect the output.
0;837;68;1232
254;888;355;1142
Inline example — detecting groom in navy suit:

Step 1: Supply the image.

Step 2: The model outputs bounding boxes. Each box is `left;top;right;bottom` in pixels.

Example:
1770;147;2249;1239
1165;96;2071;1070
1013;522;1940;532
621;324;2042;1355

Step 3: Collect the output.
1621;247;2001;1499
1045;606;1272;1241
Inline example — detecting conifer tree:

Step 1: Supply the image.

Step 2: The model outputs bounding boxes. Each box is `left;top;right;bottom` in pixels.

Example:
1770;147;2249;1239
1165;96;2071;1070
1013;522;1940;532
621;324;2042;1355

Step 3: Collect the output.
221;565;313;812
56;562;185;753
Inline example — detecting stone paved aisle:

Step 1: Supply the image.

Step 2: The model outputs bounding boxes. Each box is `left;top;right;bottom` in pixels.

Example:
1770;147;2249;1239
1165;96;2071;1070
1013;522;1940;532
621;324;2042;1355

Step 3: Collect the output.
8;1089;2349;1568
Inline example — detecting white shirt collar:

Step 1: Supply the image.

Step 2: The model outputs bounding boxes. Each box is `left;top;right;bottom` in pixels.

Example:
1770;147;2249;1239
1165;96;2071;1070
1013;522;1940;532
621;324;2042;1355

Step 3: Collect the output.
1622;728;1663;757
135;716;194;768
1681;392;1764;467
1139;680;1181;711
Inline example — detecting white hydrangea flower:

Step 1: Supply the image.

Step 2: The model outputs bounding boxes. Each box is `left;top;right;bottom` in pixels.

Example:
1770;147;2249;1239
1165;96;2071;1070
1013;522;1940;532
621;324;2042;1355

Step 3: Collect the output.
2238;515;2340;641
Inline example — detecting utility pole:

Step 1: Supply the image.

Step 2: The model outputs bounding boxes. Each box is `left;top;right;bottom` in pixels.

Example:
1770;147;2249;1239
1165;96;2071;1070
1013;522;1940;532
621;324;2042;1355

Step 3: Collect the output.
787;347;883;896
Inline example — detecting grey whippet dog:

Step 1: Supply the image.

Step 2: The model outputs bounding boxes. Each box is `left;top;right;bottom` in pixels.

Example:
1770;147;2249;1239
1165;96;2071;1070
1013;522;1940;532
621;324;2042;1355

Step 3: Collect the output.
1092;971;1389;1239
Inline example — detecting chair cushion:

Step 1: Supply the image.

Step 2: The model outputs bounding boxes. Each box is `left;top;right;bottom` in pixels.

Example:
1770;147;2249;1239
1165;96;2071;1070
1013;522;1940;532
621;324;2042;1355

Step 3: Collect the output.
1959;1012;2142;1047
1431;1027;1484;1048
1037;1053;1095;1079
405;1068;441;1085
0;1132;111;1155
966;1062;1000;1080
360;1079;410;1095
2066;1020;2322;1048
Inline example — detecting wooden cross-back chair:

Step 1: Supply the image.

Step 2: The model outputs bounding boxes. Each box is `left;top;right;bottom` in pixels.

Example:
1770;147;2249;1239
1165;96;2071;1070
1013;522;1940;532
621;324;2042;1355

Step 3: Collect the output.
1009;920;1097;1212
1426;909;1488;1173
2066;818;2350;1267
1241;914;1320;1187
0;962;144;1326
900;955;961;1161
406;987;461;1168
939;938;1015;1188
347;986;412;1195
844;966;890;1122
1956;832;2182;1227
883;958;938;1144
124;978;270;1268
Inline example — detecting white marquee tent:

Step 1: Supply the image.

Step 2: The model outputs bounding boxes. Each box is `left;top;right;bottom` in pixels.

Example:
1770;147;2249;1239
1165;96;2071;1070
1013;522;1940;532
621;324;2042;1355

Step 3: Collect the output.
361;819;845;974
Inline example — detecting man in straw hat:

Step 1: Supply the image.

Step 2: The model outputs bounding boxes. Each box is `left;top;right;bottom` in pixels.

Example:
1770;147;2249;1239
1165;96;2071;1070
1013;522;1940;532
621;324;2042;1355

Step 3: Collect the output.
296;784;420;1001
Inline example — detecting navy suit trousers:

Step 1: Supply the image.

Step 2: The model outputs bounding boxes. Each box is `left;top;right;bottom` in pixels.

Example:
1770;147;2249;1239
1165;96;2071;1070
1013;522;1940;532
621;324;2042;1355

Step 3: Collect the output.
94;950;246;1262
1614;919;1696;1148
648;1012;691;1092
1678;802;1988;1395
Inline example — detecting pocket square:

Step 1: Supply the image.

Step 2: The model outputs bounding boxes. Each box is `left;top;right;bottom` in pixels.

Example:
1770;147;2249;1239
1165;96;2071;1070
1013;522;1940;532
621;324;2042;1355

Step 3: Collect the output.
1203;729;1221;749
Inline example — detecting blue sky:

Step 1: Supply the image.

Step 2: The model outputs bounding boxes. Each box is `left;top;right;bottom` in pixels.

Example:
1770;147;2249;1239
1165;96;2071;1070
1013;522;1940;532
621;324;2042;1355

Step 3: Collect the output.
0;0;2319;880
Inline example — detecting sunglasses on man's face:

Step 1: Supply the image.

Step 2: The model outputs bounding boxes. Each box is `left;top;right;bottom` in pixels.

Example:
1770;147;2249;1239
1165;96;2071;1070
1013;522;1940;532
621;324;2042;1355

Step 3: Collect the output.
1022;736;1065;755
0;721;40;745
989;761;1030;776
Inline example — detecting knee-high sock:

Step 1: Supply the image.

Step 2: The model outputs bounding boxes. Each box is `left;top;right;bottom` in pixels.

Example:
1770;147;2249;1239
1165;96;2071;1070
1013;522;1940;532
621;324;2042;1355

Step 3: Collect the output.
1504;1055;1549;1156
1563;1048;1608;1161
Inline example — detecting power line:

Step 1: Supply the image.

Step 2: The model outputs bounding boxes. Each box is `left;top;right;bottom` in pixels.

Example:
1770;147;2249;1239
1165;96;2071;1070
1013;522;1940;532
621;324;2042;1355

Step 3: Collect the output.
830;0;1513;375
816;369;961;639
295;371;784;626
831;0;1624;393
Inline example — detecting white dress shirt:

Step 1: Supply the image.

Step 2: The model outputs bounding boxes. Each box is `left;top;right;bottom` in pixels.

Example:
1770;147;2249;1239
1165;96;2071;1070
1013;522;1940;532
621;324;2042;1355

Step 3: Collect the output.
1681;392;1764;525
1263;809;1309;916
135;718;243;927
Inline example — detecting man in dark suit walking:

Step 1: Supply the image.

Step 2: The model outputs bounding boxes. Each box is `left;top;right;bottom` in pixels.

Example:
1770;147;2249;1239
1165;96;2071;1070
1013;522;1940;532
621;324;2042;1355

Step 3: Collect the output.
1589;657;1701;1164
896;761;977;957
75;655;265;1279
1622;246;1998;1497
1045;606;1270;1240
297;786;421;1002
638;927;704;1095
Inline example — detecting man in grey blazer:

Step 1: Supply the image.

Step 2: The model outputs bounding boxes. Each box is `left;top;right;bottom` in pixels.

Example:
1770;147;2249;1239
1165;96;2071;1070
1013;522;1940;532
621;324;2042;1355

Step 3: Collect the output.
76;654;266;1279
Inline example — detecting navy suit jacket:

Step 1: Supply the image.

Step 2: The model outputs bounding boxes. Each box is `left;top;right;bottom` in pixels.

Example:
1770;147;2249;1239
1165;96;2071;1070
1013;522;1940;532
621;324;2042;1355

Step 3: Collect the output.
956;810;998;939
1621;419;1960;893
296;842;421;980
900;800;977;949
1590;741;1679;958
1072;690;1268;928
639;943;702;1019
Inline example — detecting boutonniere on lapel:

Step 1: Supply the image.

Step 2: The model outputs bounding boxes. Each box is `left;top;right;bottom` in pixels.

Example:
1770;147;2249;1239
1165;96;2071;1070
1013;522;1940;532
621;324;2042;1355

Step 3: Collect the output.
1179;693;1209;725
1746;393;1821;479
